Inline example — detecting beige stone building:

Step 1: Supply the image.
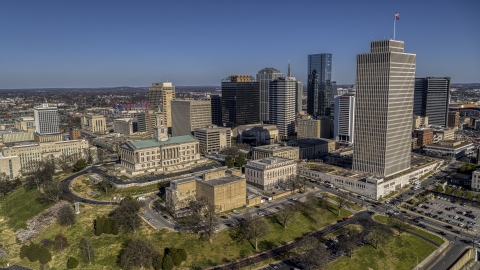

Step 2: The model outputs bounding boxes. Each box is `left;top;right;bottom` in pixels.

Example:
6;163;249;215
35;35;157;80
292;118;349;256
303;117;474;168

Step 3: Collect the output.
412;115;429;130
14;117;35;131
171;100;212;136
165;169;246;212
194;125;231;153
119;126;201;176
81;114;107;134
433;128;455;141
34;133;62;143
114;118;136;135
0;155;21;179
245;157;297;190
287;138;336;159
2;140;90;172
251;144;299;160
149;82;175;128
297;117;331;139
1;132;34;144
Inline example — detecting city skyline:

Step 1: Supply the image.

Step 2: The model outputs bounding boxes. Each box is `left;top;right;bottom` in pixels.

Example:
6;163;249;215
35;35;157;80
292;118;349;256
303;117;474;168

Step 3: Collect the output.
1;0;479;89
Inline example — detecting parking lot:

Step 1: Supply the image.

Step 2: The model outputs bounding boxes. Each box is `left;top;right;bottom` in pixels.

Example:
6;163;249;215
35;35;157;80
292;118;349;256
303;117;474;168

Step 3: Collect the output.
410;196;480;232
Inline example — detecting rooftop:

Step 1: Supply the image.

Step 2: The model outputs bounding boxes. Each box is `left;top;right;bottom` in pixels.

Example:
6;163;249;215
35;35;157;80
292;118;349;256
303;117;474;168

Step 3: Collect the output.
425;141;472;149
199;175;245;187
128;135;197;149
248;157;292;166
253;144;298;152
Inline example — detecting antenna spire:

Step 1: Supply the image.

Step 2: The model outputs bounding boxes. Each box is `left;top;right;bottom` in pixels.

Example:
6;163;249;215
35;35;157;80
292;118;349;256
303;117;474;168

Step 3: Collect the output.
288;61;291;77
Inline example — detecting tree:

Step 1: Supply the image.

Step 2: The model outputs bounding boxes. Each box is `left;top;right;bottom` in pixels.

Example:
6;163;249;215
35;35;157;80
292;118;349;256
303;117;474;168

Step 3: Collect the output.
57;204;76;226
445;187;453;195
220;146;240;157
19;244;29;259
241;212;271;251
234;154;246;167
67;256;79;269
336;228;361;258
72;159;87;172
465;191;474;200
455;189;464;197
40;181;63;203
26;243;40;262
25;159;55;190
98;179;114;195
202;204;220;242
56;154;73;173
275;204;296;229
40;238;54;249
336;193;350;217
79;238;95;265
119;239;159;270
103;218;113;234
296;236;329;270
162;254;174;270
96;148;105;164
285;175;299;194
388;215;410;236
0;173;21;196
38;246;52;265
169;249;182;266
367;225;392;249
225;155;234;168
110;198;143;234
94;216;105;236
178;249;187;262
436;185;444;193
54;233;70;252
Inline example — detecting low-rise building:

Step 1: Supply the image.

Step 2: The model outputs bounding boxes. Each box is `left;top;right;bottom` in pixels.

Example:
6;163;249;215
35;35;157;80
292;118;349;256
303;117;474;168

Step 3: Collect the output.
0;155;21;179
413;128;433;148
119;126;201;176
433;128;455;141
2;140;90;172
14;117;35;131
81;114;107;134
194;125;231;153
298;158;443;199
1;132;34;144
423;140;475;158
251;144;299;160
245;157;297;190
412;115;429;130
165;169;246;212
114;118;137;136
69;128;82;140
235;124;279;146
472;169;480;192
286;138;335;159
297;117;331;139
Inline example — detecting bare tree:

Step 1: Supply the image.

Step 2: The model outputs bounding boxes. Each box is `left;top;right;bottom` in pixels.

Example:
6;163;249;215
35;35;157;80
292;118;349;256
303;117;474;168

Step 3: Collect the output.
336;228;361;258
336;193;350;217
55;154;73;173
25;159;55;190
388;215;410;236
296;236;329;270
285;175;300;194
275;204;296;229
79;238;95;265
367;225;392;249
110;198;143;234
241;212;271;251
98;179;113;195
202;204;220;243
119;239;159;270
41;182;63;203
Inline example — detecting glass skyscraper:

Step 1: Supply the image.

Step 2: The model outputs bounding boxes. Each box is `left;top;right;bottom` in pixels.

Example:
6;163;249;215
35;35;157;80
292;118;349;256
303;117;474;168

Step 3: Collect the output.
307;53;333;117
413;77;451;127
221;75;260;127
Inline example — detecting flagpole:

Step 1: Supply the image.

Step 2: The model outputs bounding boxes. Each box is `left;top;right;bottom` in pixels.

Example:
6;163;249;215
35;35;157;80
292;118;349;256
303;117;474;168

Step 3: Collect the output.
394;15;396;40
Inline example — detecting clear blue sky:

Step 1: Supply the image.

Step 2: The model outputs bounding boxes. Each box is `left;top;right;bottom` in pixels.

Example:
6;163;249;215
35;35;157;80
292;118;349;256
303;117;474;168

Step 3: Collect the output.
1;0;479;88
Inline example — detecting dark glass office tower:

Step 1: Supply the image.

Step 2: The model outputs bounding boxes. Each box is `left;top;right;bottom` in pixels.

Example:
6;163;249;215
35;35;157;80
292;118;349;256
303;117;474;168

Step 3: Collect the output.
210;94;222;126
221;75;260;127
413;77;451;127
307;53;333;117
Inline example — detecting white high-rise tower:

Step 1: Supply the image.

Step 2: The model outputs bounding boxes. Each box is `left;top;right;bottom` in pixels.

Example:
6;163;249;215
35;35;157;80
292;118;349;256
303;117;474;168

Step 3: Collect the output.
352;40;416;177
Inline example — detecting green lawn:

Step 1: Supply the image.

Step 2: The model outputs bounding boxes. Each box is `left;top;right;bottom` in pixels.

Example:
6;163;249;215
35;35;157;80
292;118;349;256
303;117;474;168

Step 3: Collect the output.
374;215;444;246
329;234;437;270
2;200;352;269
1;187;52;230
321;192;363;211
71;175;161;201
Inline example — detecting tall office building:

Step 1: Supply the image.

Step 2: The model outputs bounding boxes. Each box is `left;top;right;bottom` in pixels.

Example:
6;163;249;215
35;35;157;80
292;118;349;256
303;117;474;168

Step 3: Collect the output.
413;77;451;127
269;77;297;139
334;94;355;144
307;54;333;117
221;75;260;127
210;94;222;126
352;40;416;177
171;100;212;136
34;104;60;135
257;67;284;122
148;82;175;128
